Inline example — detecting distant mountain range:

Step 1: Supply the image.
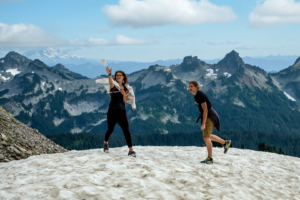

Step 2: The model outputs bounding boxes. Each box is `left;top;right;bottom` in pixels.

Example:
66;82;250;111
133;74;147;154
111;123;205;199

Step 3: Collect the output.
1;50;300;138
23;48;299;78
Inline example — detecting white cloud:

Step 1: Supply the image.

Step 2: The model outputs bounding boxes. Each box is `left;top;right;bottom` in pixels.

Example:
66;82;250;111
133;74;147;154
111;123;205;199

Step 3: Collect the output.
102;0;237;28
0;22;68;49
0;22;153;49
73;35;153;46
249;0;300;28
115;35;152;45
236;45;256;50
227;40;239;44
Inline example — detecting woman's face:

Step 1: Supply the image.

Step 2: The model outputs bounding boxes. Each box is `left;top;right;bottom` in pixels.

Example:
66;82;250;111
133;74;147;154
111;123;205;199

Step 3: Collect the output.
188;84;198;93
116;72;124;82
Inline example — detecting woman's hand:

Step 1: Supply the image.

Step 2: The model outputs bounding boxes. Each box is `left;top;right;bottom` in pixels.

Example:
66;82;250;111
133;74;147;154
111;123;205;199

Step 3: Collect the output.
201;124;206;130
120;89;126;96
106;66;112;74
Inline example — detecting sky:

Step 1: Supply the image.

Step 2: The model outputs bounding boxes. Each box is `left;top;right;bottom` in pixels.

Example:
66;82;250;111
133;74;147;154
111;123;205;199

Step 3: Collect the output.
0;0;300;61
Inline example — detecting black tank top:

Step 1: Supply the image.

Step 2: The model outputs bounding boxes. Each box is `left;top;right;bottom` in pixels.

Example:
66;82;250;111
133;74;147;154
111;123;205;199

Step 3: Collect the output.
109;86;128;110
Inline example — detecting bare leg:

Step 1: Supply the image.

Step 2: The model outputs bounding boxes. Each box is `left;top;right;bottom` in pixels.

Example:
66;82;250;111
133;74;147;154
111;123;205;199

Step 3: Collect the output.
203;137;213;158
210;134;225;145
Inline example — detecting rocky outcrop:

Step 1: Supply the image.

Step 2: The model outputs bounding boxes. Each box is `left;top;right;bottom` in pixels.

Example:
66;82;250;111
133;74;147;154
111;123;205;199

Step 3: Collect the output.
217;50;244;68
0;106;68;163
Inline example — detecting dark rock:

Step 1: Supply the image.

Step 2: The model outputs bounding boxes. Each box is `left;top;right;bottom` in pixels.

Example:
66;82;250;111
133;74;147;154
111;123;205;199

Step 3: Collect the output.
217;50;244;68
0;141;8;146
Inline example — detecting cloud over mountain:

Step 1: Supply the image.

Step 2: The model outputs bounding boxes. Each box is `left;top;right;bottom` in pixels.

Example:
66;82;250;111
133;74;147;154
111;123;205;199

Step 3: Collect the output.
0;22;67;49
249;0;300;28
0;22;152;49
102;0;237;28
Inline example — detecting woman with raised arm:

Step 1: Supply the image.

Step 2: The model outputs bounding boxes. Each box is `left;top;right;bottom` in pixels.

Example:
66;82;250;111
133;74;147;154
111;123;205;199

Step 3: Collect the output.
103;66;136;157
189;81;231;164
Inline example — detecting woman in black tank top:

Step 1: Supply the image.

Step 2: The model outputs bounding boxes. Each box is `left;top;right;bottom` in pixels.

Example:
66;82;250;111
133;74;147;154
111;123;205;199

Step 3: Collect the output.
189;81;231;164
103;67;136;157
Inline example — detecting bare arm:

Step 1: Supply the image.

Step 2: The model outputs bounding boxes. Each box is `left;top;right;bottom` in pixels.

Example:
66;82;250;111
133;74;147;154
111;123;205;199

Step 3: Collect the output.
120;89;129;102
105;66;114;88
201;102;208;129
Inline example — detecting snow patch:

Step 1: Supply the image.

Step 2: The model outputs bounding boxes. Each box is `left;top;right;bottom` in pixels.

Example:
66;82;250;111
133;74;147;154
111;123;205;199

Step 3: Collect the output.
1;60;4;63
95;78;109;84
91;119;107;126
42;82;46;86
216;69;219;71
224;72;232;78
70;127;85;134
284;92;296;102
42;102;50;110
233;99;245;107
32;71;34;73
140;113;149;120
53;117;65;126
58;88;62;91
206;69;217;77
64;101;103;116
0;147;299;200
162;114;180;124
6;68;21;76
0;74;10;81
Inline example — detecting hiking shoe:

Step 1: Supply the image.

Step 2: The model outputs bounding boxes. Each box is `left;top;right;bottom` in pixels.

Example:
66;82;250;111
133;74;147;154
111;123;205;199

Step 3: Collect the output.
224;140;231;154
128;151;136;157
103;143;109;153
201;157;213;164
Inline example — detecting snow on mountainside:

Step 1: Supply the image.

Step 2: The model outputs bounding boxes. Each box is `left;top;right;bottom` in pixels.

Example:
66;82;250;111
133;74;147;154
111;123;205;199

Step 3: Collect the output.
23;48;91;65
0;146;300;199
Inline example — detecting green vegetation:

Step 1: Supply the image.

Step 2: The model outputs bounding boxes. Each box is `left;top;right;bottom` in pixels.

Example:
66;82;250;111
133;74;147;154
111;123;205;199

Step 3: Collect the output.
258;143;285;155
20;73;41;94
46;130;300;157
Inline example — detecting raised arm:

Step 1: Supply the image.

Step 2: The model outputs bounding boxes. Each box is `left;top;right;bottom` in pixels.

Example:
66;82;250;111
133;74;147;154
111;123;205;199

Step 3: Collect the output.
106;66;114;88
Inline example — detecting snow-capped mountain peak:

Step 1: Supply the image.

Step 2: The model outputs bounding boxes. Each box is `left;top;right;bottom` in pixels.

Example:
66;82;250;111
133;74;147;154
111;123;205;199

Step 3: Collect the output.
23;48;87;65
41;48;83;59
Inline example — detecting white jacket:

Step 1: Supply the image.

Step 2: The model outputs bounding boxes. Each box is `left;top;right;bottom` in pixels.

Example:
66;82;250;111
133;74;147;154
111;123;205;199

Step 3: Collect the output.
111;80;136;110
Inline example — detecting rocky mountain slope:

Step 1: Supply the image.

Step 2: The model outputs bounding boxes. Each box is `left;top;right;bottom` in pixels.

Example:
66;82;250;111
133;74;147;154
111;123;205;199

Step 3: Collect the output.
271;57;300;102
0;51;300;136
0;106;67;163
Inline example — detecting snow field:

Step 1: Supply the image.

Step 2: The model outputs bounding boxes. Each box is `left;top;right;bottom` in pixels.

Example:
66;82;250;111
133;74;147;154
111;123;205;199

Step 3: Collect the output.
6;68;21;76
206;69;217;77
284;92;297;102
0;146;300;200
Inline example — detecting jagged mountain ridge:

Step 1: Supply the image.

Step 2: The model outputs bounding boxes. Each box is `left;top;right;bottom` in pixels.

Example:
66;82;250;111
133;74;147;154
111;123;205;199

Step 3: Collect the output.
271;57;300;102
0;51;300;136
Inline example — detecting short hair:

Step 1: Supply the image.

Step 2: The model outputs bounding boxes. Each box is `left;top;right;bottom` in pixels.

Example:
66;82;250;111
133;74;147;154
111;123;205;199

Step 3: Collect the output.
189;81;199;90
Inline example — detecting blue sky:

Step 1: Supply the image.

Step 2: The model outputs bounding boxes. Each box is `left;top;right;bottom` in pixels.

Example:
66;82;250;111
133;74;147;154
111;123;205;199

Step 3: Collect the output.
0;0;300;61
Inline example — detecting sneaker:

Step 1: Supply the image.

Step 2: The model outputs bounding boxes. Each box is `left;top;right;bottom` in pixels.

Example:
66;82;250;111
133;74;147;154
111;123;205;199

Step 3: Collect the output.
128;151;136;157
103;143;109;153
224;140;231;154
201;157;213;164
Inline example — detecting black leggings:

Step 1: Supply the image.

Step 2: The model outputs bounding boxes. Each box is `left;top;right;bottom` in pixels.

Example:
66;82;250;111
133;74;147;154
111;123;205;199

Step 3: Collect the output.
104;108;133;148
